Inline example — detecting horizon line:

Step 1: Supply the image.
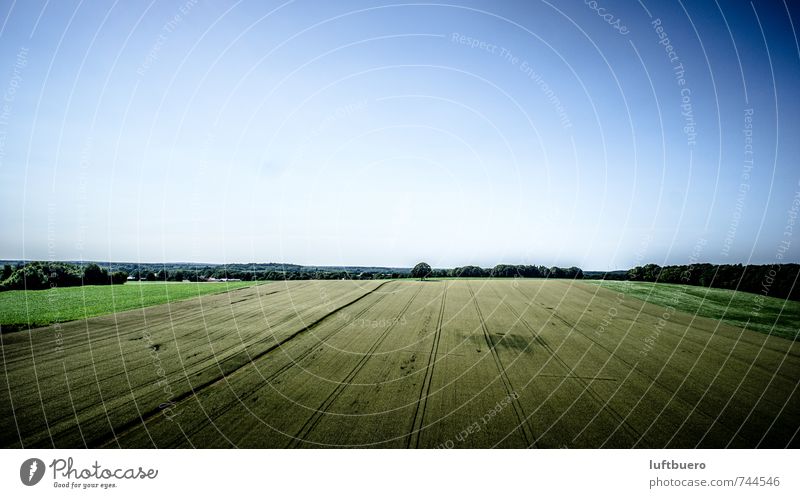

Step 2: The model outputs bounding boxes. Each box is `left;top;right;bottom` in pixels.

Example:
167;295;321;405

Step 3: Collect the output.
1;258;797;274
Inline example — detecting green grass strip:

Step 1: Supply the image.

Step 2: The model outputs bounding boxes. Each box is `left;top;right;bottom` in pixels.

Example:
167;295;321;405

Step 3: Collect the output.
585;280;800;340
0;281;257;332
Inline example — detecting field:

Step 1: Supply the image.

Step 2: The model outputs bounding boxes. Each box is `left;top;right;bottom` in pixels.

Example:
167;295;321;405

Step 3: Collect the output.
586;280;800;340
0;281;256;332
1;279;798;448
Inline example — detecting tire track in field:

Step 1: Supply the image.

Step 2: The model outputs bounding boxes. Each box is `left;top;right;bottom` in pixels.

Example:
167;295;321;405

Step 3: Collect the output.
9;283;315;401
8;283;320;422
573;283;800;359
2;281;268;346
91;281;393;448
3;283;297;366
466;282;537;448
161;280;401;447
406;280;448;448
530;285;798;448
496;290;645;446
572;284;800;372
512;285;729;445
287;284;425;448
552;311;748;448
2;285;308;447
517;286;702;396
550;303;787;415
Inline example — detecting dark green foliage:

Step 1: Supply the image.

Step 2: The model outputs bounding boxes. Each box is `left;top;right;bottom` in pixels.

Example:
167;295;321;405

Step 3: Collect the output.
83;263;108;285
451;265;487;278
411;262;432;280
0;261;590;284
583;270;627;280
485;264;582;279
490;264;523;278
0;262;79;290
622;263;799;301
3;264;49;290
0;262;126;291
111;272;129;285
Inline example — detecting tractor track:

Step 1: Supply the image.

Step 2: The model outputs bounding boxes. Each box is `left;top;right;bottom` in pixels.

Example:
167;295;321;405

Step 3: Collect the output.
466;282;537;448
90;281;393;448
5;283;322;429
2;283;302;367
4;285;319;445
511;285;731;446
406;280;448;448
163;281;402;447
495;287;645;446
7;283;318;400
571;283;800;359
287;284;425;448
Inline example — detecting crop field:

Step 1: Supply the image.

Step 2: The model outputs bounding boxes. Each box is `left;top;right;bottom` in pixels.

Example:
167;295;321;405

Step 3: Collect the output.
0;281;256;332
1;279;798;448
586;280;800;340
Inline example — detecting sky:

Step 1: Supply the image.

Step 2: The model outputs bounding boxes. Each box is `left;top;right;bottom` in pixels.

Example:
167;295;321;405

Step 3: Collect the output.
0;0;798;270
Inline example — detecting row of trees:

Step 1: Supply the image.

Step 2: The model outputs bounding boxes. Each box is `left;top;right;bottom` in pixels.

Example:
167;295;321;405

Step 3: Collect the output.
0;262;127;291
625;263;799;301
0;261;589;289
118;263;587;282
8;261;793;301
125;269;389;281
410;263;584;280
443;264;584;279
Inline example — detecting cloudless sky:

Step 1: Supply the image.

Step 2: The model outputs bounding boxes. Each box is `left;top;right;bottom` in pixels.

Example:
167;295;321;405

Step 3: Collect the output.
0;0;798;270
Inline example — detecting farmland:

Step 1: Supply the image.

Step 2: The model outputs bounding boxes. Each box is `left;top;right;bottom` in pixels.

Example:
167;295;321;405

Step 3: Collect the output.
1;279;798;448
586;280;800;340
0;281;256;332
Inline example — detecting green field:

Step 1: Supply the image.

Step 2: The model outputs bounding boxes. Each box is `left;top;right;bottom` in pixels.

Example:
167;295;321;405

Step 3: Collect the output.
586;280;800;340
1;279;797;449
0;281;256;332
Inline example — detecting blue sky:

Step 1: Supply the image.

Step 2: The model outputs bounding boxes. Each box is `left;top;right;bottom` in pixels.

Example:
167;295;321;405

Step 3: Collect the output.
0;0;798;270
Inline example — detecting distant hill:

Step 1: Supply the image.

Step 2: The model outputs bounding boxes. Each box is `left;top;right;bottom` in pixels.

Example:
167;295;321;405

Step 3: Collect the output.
0;260;411;275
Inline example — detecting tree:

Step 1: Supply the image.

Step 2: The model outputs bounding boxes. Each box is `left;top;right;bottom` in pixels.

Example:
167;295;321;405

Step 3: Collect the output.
5;265;49;290
465;266;488;277
411;262;432;280
110;272;129;285
567;267;583;279
83;263;108;285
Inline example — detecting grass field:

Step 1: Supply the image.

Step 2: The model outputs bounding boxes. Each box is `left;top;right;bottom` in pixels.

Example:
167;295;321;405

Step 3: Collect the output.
1;279;797;448
0;281;257;332
585;280;800;340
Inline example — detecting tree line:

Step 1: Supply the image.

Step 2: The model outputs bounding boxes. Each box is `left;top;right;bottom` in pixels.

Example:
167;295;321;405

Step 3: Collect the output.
125;264;586;281
0;262;127;291
449;264;584;279
2;260;796;301
0;261;587;290
619;263;799;301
